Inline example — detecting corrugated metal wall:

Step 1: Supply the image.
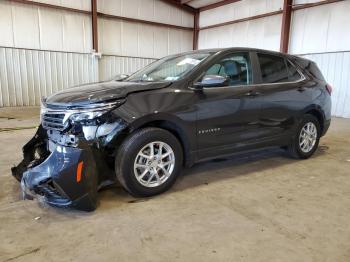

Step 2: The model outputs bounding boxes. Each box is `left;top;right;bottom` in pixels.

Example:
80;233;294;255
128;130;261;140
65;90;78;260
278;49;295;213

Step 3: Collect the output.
0;0;193;106
199;0;283;28
290;1;350;54
97;0;194;60
0;1;92;53
97;0;193;28
300;52;350;118
198;0;283;51
0;0;96;106
198;15;282;51
99;55;155;81
196;0;350;118
98;18;193;59
291;1;350;118
0;47;98;107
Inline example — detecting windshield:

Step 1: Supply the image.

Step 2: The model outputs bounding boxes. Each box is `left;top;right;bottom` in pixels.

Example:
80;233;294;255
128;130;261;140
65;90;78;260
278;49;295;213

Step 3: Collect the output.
125;53;211;82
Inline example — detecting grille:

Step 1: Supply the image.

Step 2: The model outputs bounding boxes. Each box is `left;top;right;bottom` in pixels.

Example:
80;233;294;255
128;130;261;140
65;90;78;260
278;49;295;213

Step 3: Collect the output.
42;112;66;131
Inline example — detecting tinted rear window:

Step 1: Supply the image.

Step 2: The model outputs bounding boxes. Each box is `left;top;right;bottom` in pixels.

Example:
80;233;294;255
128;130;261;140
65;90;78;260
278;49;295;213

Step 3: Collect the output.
309;62;325;81
257;53;289;83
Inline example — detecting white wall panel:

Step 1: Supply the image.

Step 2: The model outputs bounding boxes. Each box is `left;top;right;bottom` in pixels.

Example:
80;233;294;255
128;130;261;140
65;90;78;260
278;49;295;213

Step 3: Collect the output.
98;18;122;55
98;0;194;28
12;3;41;49
181;30;194;52
200;0;283;28
301;52;350;118
0;1;92;53
0;47;98;107
122;22;139;57
198;15;282;51
62;12;92;53
290;1;350;54
99;55;155;81
139;24;155;58
98;18;193;58
154;27;169;58
39;8;63;51
0;2;15;47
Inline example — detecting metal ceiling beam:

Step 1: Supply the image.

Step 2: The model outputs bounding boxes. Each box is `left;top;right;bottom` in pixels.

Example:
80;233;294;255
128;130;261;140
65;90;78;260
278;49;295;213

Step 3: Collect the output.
159;0;197;13
292;0;345;10
98;12;193;31
6;0;90;14
199;0;242;12
200;10;283;30
181;0;194;3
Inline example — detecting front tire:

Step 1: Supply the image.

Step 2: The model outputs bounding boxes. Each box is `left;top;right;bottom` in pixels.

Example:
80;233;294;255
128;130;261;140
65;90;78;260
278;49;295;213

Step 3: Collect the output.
115;127;183;197
288;114;320;159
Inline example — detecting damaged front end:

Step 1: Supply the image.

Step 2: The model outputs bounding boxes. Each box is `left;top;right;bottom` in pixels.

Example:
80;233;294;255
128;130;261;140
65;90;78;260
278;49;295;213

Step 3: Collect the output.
11;100;128;211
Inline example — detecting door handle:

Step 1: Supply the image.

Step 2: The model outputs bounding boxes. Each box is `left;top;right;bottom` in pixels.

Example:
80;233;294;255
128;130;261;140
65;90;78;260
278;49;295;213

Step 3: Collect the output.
245;90;261;97
298;87;306;92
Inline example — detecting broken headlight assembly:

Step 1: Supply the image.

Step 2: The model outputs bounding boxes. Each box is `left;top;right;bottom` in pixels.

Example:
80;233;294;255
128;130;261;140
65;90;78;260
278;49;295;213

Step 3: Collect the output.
69;111;108;122
41;99;126;144
41;100;125;126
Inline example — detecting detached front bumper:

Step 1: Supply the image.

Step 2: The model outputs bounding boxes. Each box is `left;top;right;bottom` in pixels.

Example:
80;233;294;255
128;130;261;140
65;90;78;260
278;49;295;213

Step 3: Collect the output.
12;127;99;211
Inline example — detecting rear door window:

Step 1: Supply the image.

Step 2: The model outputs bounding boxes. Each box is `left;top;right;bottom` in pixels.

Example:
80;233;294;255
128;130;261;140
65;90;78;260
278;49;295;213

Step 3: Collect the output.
257;53;289;83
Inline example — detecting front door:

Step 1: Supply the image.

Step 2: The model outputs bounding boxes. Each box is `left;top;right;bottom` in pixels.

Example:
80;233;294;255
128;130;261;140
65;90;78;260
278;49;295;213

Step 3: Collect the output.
195;52;265;159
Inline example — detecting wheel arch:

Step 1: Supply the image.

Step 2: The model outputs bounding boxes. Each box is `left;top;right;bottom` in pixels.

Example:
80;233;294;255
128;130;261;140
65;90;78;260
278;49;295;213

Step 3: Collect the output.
135;119;192;167
120;112;195;167
304;106;325;134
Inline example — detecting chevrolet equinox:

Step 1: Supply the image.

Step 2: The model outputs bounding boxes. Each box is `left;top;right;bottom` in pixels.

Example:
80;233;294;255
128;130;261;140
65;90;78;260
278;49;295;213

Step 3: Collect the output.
12;48;332;211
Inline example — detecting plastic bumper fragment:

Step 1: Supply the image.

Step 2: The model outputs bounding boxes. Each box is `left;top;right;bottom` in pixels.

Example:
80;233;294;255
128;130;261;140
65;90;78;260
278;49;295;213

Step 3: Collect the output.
12;128;99;211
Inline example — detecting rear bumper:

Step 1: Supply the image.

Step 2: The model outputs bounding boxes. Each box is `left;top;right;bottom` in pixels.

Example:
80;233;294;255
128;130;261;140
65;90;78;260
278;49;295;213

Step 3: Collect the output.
12;127;99;211
321;119;331;137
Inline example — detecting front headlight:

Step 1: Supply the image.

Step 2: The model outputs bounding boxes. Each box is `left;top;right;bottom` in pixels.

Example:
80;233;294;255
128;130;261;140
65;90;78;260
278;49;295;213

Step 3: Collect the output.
69;110;108;122
67;100;125;122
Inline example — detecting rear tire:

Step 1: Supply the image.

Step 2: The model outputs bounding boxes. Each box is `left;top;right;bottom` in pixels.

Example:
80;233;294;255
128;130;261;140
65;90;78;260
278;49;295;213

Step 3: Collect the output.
115;127;183;197
288;114;320;159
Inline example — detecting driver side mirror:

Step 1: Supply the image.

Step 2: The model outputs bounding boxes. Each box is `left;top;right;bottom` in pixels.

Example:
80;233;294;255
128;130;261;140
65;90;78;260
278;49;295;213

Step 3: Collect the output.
193;75;229;89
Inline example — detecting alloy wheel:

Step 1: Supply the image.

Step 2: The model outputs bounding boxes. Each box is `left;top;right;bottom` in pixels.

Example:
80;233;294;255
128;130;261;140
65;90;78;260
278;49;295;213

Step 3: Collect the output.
133;141;175;187
299;122;318;153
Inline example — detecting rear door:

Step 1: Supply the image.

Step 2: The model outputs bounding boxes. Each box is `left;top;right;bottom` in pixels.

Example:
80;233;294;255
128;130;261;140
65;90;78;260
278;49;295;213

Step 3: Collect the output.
254;52;311;140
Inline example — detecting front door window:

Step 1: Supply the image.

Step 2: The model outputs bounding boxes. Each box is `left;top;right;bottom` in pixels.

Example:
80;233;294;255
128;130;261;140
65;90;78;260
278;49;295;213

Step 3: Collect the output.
204;53;252;86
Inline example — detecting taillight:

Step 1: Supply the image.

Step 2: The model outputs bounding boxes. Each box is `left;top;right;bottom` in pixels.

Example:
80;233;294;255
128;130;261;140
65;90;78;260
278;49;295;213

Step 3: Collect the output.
326;84;333;95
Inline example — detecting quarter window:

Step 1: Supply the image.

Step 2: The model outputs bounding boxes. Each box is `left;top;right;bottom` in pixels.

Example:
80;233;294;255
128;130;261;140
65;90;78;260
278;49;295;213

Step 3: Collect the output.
287;61;302;81
257;53;289;83
204;53;252;86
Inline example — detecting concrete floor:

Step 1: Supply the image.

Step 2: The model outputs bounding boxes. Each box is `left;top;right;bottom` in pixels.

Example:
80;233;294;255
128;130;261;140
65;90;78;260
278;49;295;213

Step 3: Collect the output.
0;107;350;262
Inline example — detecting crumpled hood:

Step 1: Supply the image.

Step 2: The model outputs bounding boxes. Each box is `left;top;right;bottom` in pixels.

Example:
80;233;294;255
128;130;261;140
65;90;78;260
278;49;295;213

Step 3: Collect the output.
45;81;172;106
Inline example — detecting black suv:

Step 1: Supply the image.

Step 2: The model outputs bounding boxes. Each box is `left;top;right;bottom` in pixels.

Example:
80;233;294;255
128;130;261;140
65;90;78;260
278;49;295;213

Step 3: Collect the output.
12;48;332;211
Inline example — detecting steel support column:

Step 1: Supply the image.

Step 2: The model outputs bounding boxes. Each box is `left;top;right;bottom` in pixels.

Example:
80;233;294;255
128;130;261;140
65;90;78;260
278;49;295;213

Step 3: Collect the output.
91;0;98;52
280;0;293;53
193;12;199;50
